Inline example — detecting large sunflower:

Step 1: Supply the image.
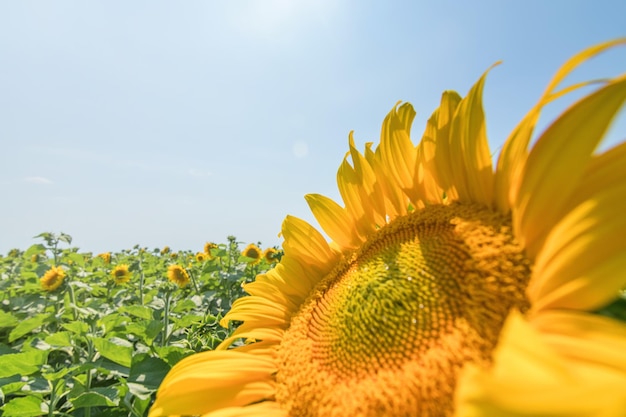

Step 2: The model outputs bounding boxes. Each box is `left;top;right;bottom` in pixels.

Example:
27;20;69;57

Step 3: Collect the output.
150;40;626;417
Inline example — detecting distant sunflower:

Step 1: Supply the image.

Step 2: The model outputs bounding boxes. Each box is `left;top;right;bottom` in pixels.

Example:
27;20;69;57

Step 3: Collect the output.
97;252;111;264
40;266;66;291
204;242;218;255
167;264;190;288
195;252;208;263
111;264;131;285
150;40;626;417
263;247;279;264
242;243;262;265
160;246;171;255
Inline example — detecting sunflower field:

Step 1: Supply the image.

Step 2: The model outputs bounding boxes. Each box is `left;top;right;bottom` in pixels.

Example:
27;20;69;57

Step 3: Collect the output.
0;232;280;417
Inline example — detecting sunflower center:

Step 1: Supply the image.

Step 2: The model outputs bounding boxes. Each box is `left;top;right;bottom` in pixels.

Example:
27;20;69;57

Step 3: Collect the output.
276;203;532;417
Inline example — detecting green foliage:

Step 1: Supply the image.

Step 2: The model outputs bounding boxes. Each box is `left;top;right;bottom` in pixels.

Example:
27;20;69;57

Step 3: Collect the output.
0;233;281;416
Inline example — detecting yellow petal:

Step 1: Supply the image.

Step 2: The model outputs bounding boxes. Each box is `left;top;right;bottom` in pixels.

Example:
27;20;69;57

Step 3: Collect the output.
568;141;626;208
201;401;286;417
364;142;409;219
219;325;285;350
432;90;462;200
150;351;276;417
497;38;626;213
280;215;338;269
379;102;419;200
305;193;361;250
220;296;290;329
448;65;497;205
343;133;387;229
455;311;626;417
415;114;444;204
527;181;626;312
514;74;626;259
531;310;626;371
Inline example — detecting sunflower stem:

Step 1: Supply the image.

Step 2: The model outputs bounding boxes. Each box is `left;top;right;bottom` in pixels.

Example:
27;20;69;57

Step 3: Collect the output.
161;289;171;348
138;254;145;306
188;268;200;295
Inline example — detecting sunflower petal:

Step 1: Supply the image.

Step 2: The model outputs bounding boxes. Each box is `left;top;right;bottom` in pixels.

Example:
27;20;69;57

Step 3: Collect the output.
514;75;626;259
527;181;626;312
379;102;419;200
496;38;626;213
281;215;339;269
455;311;626;417
568;141;626;208
432;91;462;200
415;114;444;204
220;297;291;329
201;401;286;417
345;133;387;229
149;351;276;417
531;310;626;371
305;193;361;250
448;65;496;205
364;143;409;219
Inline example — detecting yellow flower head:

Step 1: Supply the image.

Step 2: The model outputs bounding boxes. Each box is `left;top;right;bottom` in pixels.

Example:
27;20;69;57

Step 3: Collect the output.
150;40;626;417
203;242;217;255
241;243;262;264
263;247;279;264
167;264;190;288
97;252;111;264
160;246;171;255
195;252;208;263
111;264;131;285
40;266;66;291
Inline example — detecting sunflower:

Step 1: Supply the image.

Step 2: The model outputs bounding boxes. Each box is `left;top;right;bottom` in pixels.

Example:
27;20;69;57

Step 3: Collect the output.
204;242;218;255
242;243;262;265
97;252;111;264
150;40;626;417
161;246;171;255
111;264;131;285
167;264;190;288
263;247;279;264
195;252;209;263
40;266;66;291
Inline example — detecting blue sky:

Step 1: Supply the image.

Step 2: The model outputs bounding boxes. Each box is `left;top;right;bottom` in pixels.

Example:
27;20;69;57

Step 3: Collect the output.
1;1;625;255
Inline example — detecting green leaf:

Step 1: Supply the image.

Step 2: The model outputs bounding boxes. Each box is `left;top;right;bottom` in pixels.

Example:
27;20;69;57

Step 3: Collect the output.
71;387;119;409
0;350;48;378
98;313;127;335
24;244;46;258
128;354;171;390
89;337;132;368
62;321;89;335
170;299;197;313
0;395;44;416
125;320;162;346
173;314;203;329
64;252;85;267
0;311;18;329
58;233;73;245
119;305;154;320
0;375;26;396
8;313;51;342
154;346;193;367
44;331;73;347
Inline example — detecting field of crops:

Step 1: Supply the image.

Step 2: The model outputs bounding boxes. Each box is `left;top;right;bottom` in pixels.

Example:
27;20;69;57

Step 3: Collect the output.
0;232;280;417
